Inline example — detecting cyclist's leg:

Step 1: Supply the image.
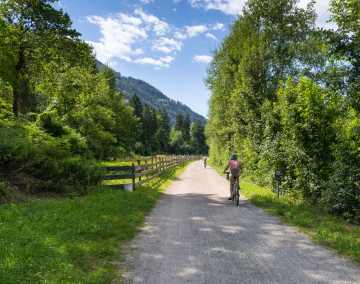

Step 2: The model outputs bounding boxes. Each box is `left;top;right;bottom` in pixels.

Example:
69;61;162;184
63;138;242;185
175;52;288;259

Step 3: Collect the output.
229;174;235;199
229;182;233;199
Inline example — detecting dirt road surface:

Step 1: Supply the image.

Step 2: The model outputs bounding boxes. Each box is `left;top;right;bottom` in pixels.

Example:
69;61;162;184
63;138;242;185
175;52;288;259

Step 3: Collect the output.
122;160;360;283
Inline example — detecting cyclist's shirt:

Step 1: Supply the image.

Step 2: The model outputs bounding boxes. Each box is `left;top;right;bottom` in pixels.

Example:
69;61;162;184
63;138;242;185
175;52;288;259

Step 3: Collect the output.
204;159;207;163
227;160;241;176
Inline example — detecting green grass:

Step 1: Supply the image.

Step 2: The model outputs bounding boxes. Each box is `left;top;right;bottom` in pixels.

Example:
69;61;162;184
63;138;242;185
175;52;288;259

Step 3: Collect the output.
0;161;191;284
209;161;360;264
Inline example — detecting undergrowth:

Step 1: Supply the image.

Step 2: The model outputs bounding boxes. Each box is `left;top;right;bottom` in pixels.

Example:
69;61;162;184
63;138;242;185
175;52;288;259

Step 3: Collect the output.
0;161;191;283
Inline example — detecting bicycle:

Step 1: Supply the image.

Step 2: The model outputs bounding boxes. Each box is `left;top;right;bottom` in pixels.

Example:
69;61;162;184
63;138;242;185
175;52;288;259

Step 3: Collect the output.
225;172;240;206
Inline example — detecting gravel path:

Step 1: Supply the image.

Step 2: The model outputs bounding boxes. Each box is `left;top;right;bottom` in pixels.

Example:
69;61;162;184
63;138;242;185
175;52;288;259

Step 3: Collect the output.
122;160;360;284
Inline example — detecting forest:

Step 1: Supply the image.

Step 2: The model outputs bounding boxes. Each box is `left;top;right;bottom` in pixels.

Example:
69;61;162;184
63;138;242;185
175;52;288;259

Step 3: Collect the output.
205;0;360;223
107;62;207;127
0;0;207;200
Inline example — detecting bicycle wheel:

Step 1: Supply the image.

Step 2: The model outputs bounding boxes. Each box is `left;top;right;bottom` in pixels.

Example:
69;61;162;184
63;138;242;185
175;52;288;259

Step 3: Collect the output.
232;183;235;201
235;183;240;206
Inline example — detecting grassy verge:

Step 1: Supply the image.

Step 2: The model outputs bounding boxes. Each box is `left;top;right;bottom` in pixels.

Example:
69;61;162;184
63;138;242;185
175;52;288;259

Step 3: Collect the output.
209;161;360;264
0;161;191;284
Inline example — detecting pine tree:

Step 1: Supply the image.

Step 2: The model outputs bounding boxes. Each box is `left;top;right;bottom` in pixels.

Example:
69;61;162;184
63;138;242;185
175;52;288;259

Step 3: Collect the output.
183;113;191;143
158;107;171;152
174;113;184;133
128;93;143;120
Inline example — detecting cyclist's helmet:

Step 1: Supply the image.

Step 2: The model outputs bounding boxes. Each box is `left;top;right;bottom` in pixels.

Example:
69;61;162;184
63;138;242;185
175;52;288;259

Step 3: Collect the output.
230;153;237;160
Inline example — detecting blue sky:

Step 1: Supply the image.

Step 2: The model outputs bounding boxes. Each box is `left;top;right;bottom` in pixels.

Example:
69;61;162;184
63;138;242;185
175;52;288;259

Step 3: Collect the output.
55;0;334;118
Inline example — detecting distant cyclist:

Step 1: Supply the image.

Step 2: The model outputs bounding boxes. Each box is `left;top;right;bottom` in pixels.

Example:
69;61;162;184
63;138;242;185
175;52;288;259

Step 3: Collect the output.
223;153;243;200
203;157;207;168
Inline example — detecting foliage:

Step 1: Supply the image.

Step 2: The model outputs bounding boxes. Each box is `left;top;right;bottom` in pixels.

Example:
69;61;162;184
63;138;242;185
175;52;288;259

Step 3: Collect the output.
205;0;360;223
0;0;92;117
262;77;341;200
327;0;360;111
0;116;103;195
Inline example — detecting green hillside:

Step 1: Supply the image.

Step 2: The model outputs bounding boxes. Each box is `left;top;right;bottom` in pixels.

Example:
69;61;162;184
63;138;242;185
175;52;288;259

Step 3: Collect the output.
97;61;207;126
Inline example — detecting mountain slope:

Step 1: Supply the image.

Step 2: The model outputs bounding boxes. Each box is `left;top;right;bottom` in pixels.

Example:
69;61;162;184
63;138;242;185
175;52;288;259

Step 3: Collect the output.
97;61;207;126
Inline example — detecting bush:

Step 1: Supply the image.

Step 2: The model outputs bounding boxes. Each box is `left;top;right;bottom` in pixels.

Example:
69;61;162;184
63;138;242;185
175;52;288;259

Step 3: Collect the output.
0;117;104;196
320;112;360;223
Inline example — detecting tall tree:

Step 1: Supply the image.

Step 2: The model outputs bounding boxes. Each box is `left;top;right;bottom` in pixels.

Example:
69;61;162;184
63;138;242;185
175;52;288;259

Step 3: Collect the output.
174;113;184;134
190;119;208;155
158;107;170;152
205;0;318;164
183;113;190;143
328;0;360;111
128;93;143;120
0;0;90;117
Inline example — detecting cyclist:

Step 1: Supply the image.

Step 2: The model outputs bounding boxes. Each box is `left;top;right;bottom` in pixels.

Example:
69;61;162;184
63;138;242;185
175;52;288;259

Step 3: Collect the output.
203;157;207;168
223;153;243;200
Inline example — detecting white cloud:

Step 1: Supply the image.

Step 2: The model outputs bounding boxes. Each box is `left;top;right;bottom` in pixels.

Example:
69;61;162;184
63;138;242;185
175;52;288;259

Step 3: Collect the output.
189;0;333;30
175;31;187;39
135;9;170;36
160;56;175;63
206;33;218;40
140;0;154;4
173;0;181;3
86;14;147;63
152;37;182;53
212;22;225;30
189;0;245;16
186;24;208;37
193;55;213;63
134;57;171;68
86;9;177;64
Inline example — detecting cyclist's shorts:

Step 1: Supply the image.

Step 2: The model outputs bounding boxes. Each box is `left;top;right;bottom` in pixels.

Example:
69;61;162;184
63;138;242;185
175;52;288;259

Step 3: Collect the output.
229;172;240;182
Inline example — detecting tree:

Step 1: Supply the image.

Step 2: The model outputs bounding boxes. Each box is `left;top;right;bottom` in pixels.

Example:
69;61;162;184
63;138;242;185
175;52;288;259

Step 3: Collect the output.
328;0;360;111
128;93;143;120
183;113;190;143
174;113;184;134
190;119;208;155
158;107;170;152
0;0;90;117
205;0;319;165
170;131;184;155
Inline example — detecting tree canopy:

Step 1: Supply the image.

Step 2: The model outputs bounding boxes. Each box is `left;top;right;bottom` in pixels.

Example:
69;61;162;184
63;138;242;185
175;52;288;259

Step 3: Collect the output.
205;0;360;223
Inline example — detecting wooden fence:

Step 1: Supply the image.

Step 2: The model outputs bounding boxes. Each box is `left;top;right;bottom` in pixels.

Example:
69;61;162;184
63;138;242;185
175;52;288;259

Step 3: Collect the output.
103;155;202;191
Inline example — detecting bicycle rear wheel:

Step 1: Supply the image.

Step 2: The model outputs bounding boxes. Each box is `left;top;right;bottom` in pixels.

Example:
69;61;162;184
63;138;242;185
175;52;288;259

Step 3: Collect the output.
232;182;236;201
235;183;239;206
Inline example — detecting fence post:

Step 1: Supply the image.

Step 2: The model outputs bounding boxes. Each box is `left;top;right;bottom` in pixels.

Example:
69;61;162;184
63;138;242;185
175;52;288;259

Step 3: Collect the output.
137;160;141;184
132;163;135;190
145;159;148;178
151;153;154;176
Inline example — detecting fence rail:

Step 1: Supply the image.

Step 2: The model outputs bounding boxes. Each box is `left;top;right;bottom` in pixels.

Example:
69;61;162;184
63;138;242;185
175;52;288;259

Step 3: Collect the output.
104;155;202;191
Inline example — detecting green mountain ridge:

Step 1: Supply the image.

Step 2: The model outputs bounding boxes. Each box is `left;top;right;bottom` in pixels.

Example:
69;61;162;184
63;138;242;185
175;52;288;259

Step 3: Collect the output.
97;61;207;126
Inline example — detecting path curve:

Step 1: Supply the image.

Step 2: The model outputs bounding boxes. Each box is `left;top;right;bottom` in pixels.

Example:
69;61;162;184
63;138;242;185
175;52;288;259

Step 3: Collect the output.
122;160;360;283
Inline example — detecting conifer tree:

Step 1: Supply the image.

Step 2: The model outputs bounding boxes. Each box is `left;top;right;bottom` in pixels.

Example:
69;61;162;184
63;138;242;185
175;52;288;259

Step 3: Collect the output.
128;93;143;120
158;107;171;152
183;113;191;143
